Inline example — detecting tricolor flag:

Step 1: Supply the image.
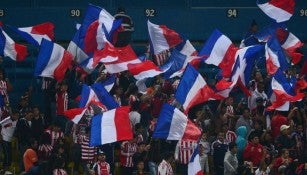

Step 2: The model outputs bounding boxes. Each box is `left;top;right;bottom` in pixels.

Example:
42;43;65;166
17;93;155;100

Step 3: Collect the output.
8;22;54;46
34;39;73;82
147;20;182;55
152;103;201;141
265;37;288;75
79;84;96;108
64;107;87;124
78;57;96;74
102;74;116;92
103;44;141;73
175;36;198;56
67;24;89;64
162;49;187;79
175;64;206;111
257;0;295;23
90;106;133;146
0;27;27;61
268;70;304;110
128;60;163;80
188;146;204;175
199;29;238;78
91;82;119;110
93;42;119;67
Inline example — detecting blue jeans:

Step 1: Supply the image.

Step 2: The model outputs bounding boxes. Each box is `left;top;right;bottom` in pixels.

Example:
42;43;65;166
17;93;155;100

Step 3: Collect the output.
148;161;157;175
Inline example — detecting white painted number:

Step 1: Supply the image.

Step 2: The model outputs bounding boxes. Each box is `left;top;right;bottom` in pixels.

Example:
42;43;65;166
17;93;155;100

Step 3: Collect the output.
227;9;237;18
0;10;4;17
70;9;80;17
145;9;155;17
300;9;307;16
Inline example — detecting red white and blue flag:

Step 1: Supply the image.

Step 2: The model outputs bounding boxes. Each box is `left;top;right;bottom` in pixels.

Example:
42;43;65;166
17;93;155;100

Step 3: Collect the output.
128;60;163;80
188;146;204;175
90;106;133;146
257;0;295;23
103;44;141;73
265;37;288;75
91;82;119;110
198;29;238;78
147;20;182;55
64;107;87;124
8;22;54;46
79;84;96;108
0;27;27;62
34;39;72;82
152;103;201;141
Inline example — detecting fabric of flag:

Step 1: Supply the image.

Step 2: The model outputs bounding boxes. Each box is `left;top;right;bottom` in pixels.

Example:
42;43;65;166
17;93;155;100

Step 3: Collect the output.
175;36;198;56
198;29;238;78
90;106;132;146
64;107;87;124
0;27;27;62
34;39;73;82
8;22;54;46
91;82;119;110
162;49;186;79
147;20;182;55
268;70;304;111
93;42;119;67
67;24;89;64
152;103;201;141
128;60;163;80
103;44;141;73
265;37;288;75
257;0;295;23
102;74;116;92
153;49;170;66
78;57;96;74
175;64;206;110
188;146;204;175
79;84;96;108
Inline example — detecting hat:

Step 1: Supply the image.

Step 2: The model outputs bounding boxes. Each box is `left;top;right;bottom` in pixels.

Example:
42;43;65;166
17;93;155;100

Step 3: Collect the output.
280;125;290;132
98;150;105;155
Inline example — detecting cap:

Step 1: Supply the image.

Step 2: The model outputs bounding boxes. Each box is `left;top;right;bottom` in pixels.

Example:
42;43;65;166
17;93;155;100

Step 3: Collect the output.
280;125;290;132
98;150;105;155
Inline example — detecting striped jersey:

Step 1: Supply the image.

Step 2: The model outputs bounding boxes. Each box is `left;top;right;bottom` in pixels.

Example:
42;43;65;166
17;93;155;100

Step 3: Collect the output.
174;140;198;164
120;141;137;167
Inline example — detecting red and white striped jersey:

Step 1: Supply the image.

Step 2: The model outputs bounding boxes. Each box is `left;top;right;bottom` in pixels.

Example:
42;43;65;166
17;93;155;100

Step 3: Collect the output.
225;130;237;144
153;50;170;66
45;129;64;147
53;168;67;175
93;161;110;175
174;140;198;164
79;134;96;161
158;159;173;175
38;144;53;160
120;141;137;167
55;91;68;115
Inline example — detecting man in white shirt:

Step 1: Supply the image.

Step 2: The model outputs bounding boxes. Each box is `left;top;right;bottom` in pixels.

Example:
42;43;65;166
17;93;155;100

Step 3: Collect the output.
0;109;19;173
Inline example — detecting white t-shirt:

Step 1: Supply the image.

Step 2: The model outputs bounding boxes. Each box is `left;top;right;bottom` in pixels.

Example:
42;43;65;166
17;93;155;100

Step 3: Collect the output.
129;111;141;127
0;117;17;142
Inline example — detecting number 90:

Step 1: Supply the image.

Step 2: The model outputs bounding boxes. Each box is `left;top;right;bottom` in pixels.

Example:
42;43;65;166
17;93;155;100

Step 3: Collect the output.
70;9;81;17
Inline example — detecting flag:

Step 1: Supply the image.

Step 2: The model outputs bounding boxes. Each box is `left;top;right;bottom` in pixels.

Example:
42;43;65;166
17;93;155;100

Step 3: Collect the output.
147;20;182;55
64;107;87;124
268;70;304;110
175;36;198;56
78;57;96;74
188;146;204;175
90;106;133;146
265;37;288;75
0;27;27;61
162;49;187;79
8;22;54;46
128;60;163;80
102;74;116;92
34;39;73;82
153;49;170;66
91;82;119;110
67;24;89;64
93;42;119;67
103;44;141;73
79;84;96;108
152;103;201;141
198;29;238;78
175;64;206;110
257;0;295;23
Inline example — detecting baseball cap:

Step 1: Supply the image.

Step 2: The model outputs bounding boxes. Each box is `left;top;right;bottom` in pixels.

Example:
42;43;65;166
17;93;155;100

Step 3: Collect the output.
280;125;290;132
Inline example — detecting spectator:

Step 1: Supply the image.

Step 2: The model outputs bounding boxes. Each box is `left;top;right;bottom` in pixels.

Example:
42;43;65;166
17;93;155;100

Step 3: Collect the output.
275;125;294;155
235;107;253;138
174;139;198;175
23;138;39;174
243;133;265;167
92;150;111;175
52;157;67;175
273;149;293;175
158;152;174;175
113;7;134;47
55;81;69;132
224;142;238;175
120;136;138;175
79;127;96;175
212;131;228;175
236;126;248;165
0;68;12;120
31;105;46;141
0;109;19;174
